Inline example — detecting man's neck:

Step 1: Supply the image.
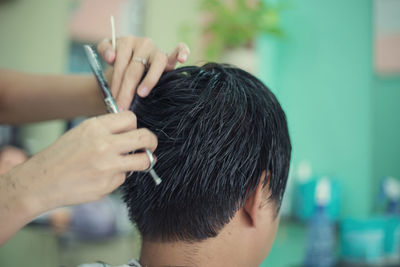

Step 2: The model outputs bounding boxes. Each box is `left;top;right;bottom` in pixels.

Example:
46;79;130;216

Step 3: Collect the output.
139;216;250;267
140;239;240;267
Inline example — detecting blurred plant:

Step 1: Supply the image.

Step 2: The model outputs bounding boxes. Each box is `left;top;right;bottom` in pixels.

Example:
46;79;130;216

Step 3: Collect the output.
201;0;287;60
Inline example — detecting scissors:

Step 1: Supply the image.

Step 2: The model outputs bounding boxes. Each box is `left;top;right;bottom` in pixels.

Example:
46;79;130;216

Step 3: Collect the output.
83;44;161;185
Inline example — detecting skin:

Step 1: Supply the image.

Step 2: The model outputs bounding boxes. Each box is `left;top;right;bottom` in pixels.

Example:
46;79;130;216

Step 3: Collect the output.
0;146;28;175
0;37;190;123
97;37;190;109
140;172;280;267
0;36;190;246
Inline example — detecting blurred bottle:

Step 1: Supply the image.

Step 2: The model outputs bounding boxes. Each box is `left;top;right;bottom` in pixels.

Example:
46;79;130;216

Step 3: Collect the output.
304;177;336;267
292;161;313;220
293;161;341;222
379;177;400;263
381;177;400;215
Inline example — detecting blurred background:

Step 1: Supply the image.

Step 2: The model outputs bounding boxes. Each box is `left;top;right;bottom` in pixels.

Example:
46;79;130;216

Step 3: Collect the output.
0;0;399;266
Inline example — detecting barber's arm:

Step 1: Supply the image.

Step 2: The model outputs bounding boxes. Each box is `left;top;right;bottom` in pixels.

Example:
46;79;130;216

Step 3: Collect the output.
0;36;190;246
0;36;190;124
0;112;156;245
0;70;105;124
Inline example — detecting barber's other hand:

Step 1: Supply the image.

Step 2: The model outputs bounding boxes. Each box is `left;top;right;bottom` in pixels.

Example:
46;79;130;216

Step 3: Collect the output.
97;36;190;109
14;111;157;213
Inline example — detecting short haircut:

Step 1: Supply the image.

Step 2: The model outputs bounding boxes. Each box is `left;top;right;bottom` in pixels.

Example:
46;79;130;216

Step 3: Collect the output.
122;63;291;242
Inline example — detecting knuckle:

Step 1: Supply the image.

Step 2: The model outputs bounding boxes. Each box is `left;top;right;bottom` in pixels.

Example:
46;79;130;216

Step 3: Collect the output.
157;52;168;64
140;128;158;147
91;160;109;174
95;138;112;153
140;156;151;170
96;143;108;153
118;36;132;48
81;118;97;131
81;118;93;127
97;42;106;53
130;113;137;126
121;111;137;127
127;35;136;43
127;65;138;76
141;37;153;47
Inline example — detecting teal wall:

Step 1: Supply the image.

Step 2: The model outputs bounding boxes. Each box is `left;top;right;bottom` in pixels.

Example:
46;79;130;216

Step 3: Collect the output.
259;0;400;218
259;0;374;218
372;75;400;181
259;0;400;266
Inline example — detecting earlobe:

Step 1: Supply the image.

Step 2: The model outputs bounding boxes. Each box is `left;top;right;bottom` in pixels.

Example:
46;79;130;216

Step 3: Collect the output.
243;170;269;227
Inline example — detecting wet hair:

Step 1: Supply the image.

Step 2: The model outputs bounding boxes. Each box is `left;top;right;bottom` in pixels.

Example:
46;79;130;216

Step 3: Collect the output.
122;63;291;242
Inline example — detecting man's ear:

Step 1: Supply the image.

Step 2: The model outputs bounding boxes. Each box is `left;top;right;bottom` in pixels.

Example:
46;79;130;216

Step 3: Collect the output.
243;170;270;227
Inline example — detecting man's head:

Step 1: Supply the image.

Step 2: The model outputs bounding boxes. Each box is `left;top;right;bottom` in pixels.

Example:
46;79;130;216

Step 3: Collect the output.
123;63;291;265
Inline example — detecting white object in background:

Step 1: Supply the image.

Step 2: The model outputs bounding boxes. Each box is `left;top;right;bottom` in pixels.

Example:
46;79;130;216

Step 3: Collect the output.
281;160;312;217
221;47;257;75
111;15;116;50
315;177;331;206
383;176;400;201
296;160;312;183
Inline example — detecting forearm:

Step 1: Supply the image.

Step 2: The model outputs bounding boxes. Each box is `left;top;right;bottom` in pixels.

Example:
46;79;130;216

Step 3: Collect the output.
0;69;107;124
0;166;42;246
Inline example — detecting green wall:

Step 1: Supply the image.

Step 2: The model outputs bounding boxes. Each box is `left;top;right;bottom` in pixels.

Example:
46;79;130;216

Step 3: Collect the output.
0;0;69;73
260;0;400;266
0;0;70;154
259;0;375;218
372;75;400;181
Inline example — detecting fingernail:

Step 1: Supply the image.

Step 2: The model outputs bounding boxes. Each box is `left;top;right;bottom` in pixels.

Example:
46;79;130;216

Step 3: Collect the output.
179;53;187;62
104;50;114;62
138;86;150;97
118;106;125;111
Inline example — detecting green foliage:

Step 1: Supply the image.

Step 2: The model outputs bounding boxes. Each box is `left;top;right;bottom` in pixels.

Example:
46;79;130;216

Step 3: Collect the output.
201;0;286;60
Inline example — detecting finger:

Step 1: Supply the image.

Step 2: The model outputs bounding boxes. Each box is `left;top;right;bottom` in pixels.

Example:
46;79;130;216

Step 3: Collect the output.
111;37;136;102
165;42;190;71
137;51;168;97
117;44;153;109
119;152;152;172
96;111;137;134
97;38;116;64
113;128;158;154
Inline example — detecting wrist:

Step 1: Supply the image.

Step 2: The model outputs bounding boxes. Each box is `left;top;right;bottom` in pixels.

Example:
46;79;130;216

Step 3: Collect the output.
10;160;51;219
0;167;47;245
0;170;40;231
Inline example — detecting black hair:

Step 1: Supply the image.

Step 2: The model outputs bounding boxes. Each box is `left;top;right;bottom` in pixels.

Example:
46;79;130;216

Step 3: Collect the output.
122;63;291;242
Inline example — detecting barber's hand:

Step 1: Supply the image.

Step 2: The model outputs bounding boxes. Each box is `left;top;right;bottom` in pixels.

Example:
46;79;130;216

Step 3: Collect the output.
14;111;157;212
97;36;190;109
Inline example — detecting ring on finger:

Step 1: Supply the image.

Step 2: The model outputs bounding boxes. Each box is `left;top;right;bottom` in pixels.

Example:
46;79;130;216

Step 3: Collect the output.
133;56;149;69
